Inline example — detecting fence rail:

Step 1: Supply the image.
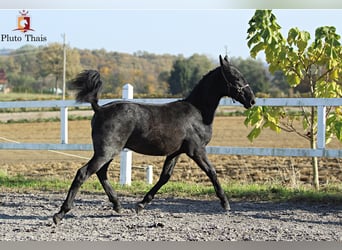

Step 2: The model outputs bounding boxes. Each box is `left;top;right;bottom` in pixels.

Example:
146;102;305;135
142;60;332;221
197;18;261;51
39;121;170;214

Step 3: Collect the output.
1;84;342;184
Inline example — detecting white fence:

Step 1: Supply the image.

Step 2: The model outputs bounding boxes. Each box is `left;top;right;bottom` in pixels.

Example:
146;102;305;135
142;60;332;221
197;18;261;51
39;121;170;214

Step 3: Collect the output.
1;84;342;185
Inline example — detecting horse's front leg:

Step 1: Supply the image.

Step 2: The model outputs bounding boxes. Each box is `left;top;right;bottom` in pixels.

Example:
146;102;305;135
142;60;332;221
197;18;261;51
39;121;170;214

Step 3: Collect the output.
189;149;230;211
136;154;180;213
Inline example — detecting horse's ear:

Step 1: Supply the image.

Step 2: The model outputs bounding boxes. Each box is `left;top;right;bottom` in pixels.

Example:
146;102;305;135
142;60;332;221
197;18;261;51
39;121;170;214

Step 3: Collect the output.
219;55;223;65
219;55;230;70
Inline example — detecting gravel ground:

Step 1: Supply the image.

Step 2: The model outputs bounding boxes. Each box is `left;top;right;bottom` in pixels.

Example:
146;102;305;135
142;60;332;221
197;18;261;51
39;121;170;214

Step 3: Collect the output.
0;192;341;241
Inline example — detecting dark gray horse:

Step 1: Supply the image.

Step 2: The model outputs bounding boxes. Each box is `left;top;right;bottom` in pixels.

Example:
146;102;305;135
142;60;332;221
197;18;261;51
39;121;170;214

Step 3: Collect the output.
53;55;255;224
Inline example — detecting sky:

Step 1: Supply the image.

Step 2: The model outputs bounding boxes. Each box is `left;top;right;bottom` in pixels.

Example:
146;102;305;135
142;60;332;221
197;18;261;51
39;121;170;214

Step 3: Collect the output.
0;9;341;62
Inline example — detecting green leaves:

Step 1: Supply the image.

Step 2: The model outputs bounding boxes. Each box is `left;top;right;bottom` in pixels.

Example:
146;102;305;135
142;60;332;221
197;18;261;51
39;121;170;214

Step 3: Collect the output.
244;106;262;142
249;42;265;59
247;10;285;66
334;121;342;141
315;80;342;98
326;110;342;142
313;26;341;70
245;10;342;145
287;28;311;52
244;106;282;142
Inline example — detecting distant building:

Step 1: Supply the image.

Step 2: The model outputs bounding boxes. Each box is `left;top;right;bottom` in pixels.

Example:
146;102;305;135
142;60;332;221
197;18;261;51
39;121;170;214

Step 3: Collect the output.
0;69;10;94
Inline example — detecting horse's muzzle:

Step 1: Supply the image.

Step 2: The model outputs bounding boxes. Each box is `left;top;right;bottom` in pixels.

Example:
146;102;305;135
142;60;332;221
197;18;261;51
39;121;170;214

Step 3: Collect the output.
244;99;256;109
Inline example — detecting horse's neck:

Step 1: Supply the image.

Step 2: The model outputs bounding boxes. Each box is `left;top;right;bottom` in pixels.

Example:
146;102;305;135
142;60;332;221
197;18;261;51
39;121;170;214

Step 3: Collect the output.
184;71;222;125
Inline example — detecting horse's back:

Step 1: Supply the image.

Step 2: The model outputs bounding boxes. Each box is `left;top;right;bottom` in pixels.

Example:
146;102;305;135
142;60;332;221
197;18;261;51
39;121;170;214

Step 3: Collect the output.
94;99;201;126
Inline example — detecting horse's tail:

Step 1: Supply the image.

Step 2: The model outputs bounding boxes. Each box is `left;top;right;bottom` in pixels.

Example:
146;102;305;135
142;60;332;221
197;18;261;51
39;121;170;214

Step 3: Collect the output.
71;70;103;111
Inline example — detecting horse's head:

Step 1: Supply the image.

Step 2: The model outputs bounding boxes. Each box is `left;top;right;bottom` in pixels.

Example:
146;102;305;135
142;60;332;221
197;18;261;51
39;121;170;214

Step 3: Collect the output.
219;55;255;109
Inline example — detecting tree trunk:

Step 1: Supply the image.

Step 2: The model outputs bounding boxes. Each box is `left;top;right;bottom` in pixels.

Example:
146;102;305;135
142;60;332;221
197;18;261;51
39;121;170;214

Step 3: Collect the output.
310;106;320;190
312;157;319;190
55;76;59;96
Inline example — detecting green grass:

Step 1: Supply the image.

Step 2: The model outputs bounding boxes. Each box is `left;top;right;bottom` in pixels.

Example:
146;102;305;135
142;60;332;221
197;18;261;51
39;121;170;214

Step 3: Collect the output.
1;171;341;204
0;92;63;101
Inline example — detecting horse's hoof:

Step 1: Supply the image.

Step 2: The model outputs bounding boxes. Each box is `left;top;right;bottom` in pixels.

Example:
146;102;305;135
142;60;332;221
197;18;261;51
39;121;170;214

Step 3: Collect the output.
135;203;144;214
53;213;62;225
221;201;231;211
113;204;122;213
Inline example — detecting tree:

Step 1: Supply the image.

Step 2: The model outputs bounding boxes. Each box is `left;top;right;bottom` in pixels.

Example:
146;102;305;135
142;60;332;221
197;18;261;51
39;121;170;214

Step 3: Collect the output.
245;10;342;189
230;57;271;95
37;43;82;95
12;45;39;76
168;58;189;95
0;46;178;95
4;45;41;91
270;70;291;96
168;54;213;95
36;43;63;94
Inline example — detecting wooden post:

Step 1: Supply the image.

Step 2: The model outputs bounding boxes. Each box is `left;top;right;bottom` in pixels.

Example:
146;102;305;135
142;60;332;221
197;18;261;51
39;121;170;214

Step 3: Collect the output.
120;83;133;185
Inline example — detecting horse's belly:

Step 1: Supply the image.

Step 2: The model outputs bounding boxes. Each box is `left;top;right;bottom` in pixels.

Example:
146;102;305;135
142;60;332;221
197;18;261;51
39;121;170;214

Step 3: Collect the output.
127;145;169;156
125;134;182;156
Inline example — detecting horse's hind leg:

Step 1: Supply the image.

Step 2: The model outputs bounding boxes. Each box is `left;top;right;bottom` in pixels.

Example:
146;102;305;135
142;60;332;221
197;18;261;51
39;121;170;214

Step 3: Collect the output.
136;154;180;213
189;149;230;211
96;160;121;213
53;155;111;225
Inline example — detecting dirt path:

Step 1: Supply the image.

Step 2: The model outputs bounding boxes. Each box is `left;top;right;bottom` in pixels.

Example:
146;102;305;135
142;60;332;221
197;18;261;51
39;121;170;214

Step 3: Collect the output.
0;192;341;241
0;110;94;123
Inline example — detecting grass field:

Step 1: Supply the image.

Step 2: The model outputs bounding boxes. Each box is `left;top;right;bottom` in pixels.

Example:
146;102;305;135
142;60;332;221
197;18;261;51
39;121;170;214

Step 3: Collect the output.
0;92;61;101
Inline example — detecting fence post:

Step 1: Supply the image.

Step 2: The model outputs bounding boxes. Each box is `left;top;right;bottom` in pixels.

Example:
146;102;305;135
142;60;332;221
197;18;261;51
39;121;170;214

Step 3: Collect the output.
120;83;134;185
60;106;68;144
317;105;326;149
146;165;153;184
120;149;132;185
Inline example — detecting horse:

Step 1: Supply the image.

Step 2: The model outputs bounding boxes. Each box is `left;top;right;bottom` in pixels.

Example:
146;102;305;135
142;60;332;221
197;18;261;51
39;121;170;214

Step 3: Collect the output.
53;55;255;224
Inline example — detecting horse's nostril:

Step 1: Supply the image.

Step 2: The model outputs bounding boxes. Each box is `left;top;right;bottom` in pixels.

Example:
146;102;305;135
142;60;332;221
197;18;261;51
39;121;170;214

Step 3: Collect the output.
251;99;256;106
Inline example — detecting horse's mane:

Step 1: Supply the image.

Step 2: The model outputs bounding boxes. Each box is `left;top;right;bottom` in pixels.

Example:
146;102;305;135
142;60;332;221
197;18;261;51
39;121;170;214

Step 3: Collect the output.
184;67;221;124
184;66;220;103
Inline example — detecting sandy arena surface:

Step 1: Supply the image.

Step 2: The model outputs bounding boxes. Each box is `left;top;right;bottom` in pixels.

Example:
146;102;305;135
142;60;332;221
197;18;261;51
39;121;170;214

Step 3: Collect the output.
0;192;341;241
